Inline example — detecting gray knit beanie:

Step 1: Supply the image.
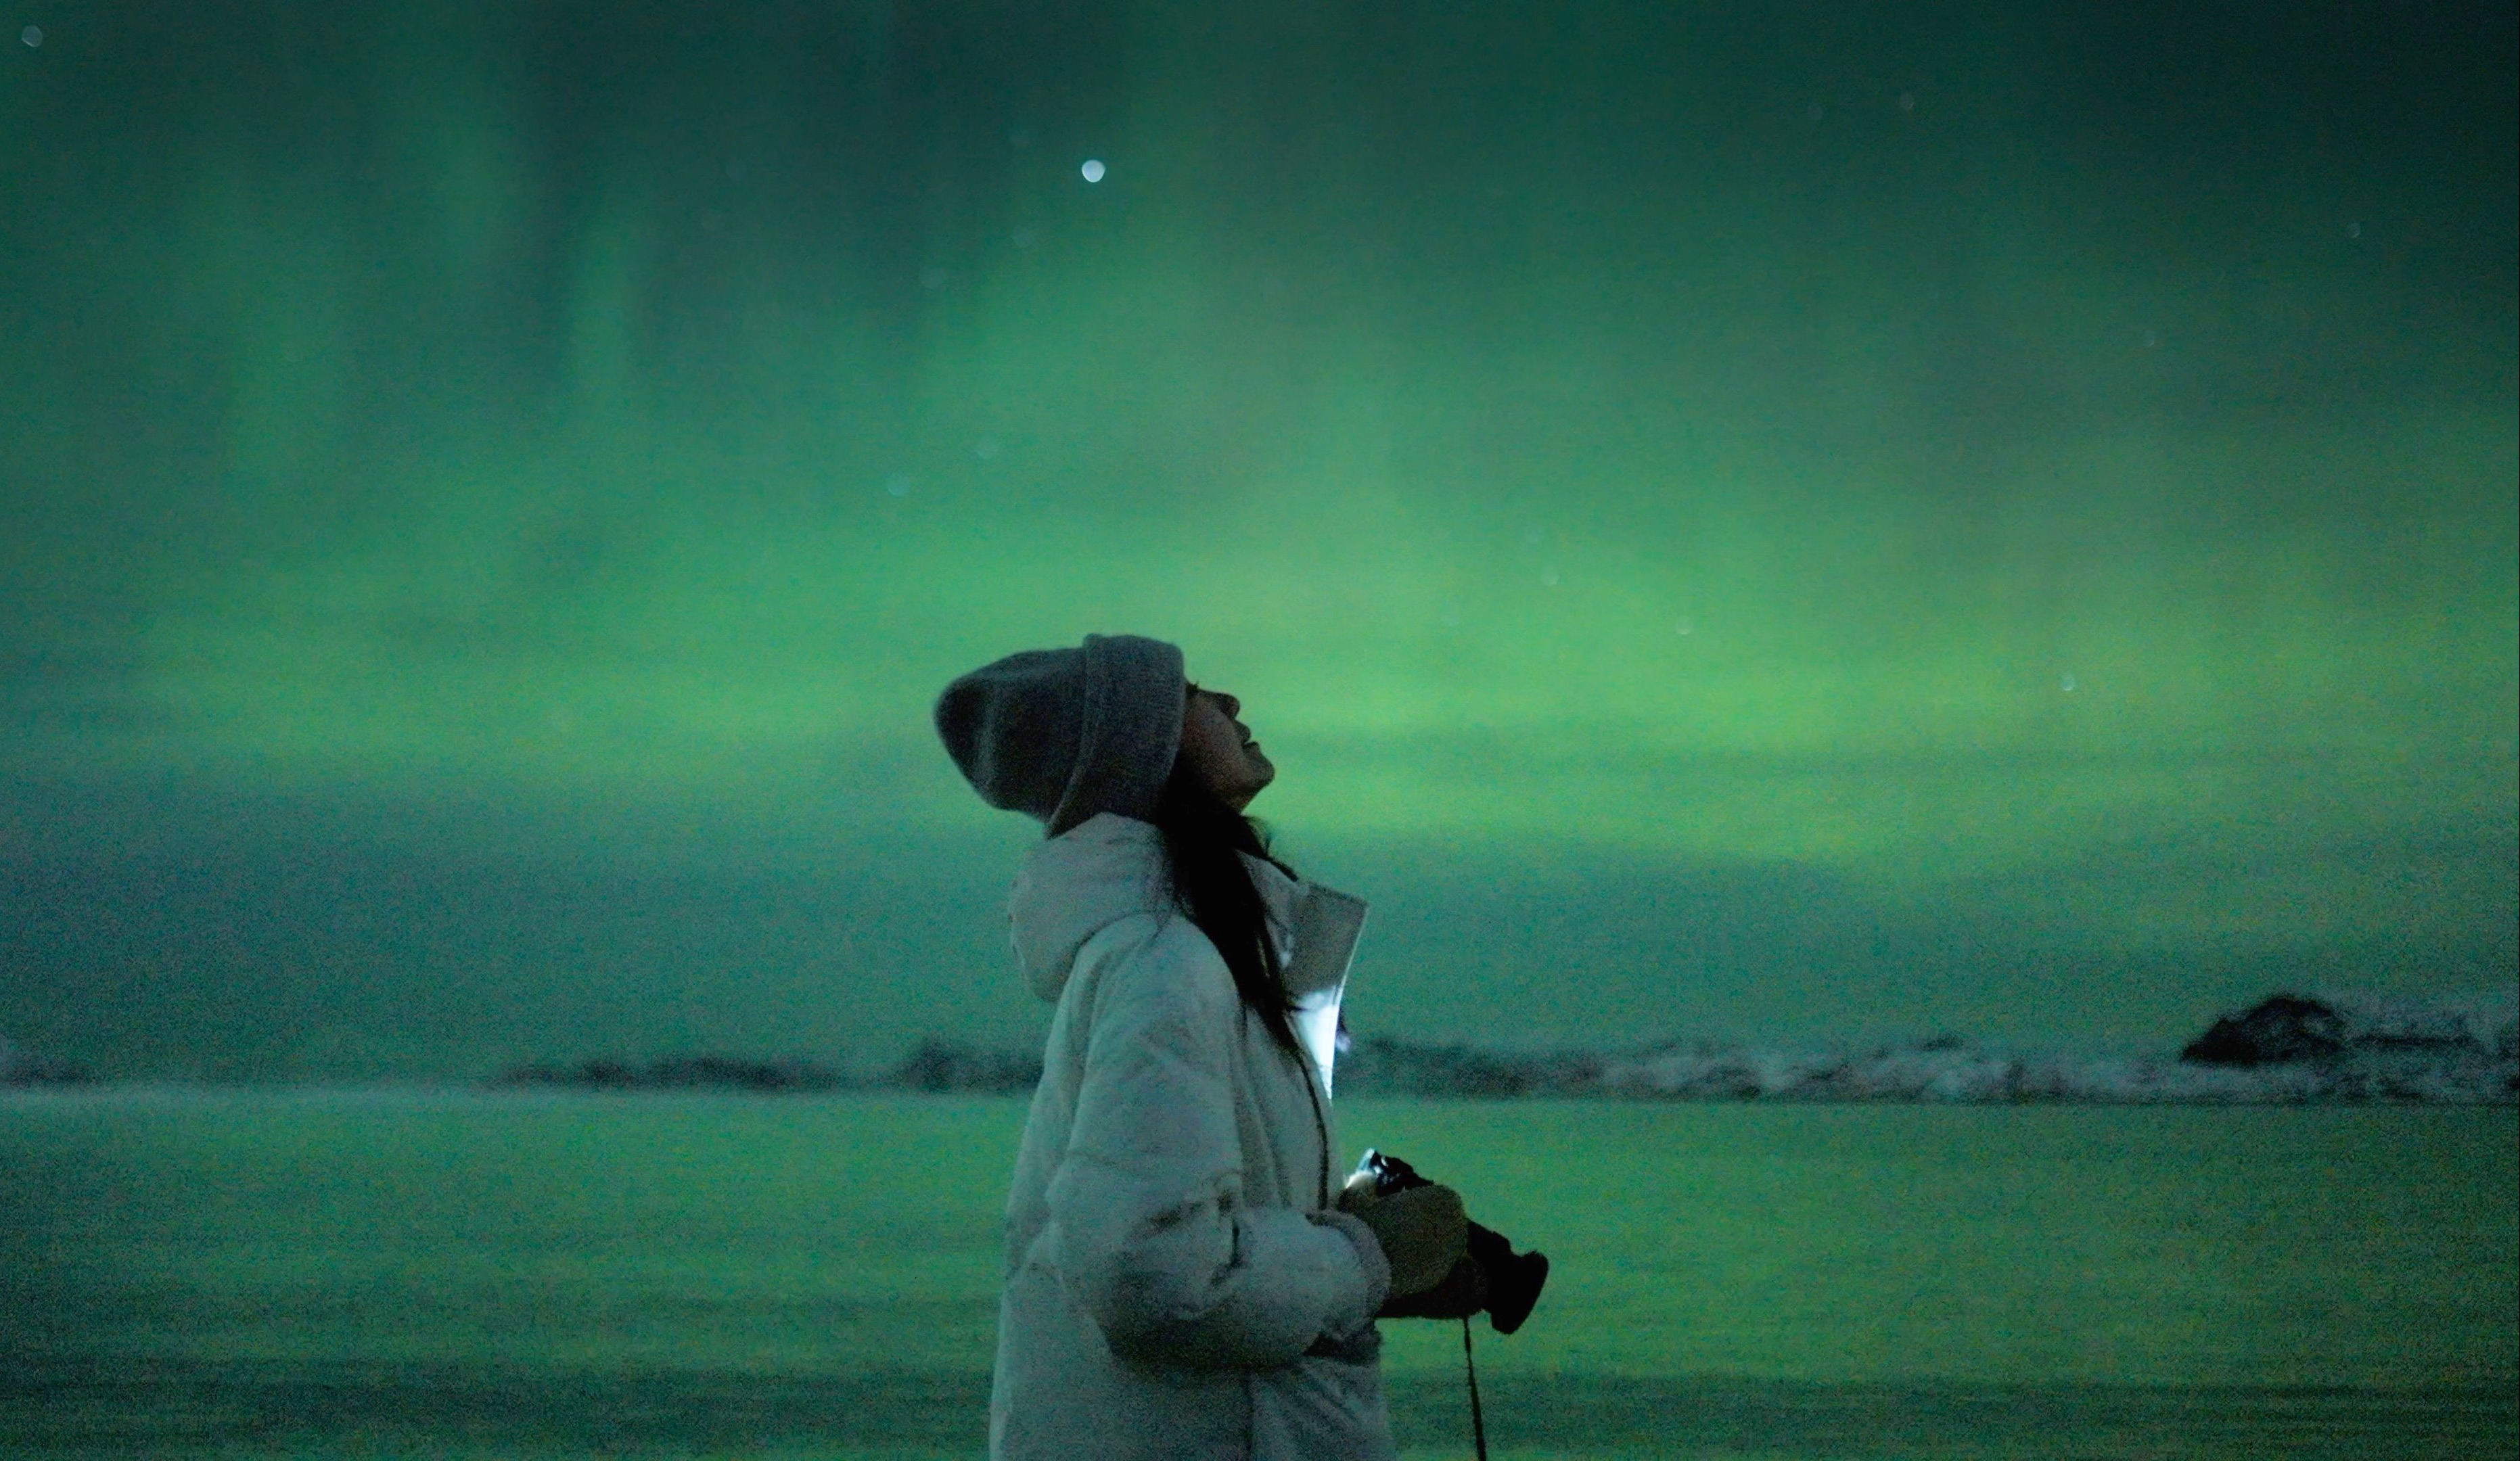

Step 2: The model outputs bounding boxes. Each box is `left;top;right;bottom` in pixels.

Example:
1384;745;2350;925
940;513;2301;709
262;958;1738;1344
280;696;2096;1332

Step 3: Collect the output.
934;633;1187;836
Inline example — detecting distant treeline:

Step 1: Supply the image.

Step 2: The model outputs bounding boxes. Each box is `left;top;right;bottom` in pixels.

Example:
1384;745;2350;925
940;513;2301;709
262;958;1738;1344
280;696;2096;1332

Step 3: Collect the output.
0;1036;91;1088
488;1040;1045;1096
474;993;2517;1105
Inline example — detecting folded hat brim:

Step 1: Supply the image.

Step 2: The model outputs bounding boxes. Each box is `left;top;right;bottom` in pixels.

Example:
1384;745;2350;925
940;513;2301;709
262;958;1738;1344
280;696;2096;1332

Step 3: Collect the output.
1049;634;1185;836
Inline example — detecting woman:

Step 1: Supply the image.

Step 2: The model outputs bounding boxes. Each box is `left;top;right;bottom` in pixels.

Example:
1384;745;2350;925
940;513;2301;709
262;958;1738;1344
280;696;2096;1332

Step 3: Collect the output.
936;632;1472;1460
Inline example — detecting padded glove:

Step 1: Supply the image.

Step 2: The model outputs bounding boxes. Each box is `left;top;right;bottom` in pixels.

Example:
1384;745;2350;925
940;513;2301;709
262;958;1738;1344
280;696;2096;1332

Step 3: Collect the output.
1341;1182;1468;1297
1377;1255;1486;1321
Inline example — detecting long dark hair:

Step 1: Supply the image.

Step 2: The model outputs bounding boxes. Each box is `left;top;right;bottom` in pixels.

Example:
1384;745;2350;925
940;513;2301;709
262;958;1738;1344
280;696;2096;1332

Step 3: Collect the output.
1151;759;1305;1060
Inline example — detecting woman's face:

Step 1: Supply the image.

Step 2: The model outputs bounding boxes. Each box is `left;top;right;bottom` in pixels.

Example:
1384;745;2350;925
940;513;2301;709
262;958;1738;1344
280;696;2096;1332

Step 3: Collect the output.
1178;682;1275;810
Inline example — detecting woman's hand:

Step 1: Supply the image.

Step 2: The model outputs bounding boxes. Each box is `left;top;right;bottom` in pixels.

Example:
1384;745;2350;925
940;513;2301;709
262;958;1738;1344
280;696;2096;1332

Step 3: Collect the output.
1341;1182;1469;1296
1378;1256;1486;1320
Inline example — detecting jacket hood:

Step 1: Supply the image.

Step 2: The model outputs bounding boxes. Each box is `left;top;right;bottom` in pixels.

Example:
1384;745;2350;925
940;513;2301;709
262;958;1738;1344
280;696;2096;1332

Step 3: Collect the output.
1010;814;1174;1002
1009;815;1369;1059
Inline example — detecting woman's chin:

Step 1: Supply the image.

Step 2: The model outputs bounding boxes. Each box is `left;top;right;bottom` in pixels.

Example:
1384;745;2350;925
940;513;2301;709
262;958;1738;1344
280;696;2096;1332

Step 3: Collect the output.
1227;765;1275;810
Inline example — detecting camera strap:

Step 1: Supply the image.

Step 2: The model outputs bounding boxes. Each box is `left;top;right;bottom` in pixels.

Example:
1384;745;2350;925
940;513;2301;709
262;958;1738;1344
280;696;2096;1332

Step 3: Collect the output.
1461;1316;1488;1461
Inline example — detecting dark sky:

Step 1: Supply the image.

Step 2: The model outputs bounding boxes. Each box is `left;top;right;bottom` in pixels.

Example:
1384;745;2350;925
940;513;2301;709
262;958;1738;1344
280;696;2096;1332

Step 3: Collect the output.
2;1;2513;1079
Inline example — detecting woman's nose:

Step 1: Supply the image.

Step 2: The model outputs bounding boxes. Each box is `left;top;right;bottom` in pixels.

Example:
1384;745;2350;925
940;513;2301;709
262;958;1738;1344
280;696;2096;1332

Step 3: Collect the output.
1216;692;1240;717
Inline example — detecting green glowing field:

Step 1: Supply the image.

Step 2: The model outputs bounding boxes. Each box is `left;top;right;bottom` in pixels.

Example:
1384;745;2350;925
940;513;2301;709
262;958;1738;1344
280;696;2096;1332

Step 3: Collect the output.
3;1091;2511;1458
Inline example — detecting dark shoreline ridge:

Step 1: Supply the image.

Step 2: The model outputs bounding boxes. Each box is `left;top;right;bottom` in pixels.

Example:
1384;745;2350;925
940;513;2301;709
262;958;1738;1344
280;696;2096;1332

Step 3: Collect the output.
486;1039;1045;1097
6;992;2511;1100
465;992;2517;1104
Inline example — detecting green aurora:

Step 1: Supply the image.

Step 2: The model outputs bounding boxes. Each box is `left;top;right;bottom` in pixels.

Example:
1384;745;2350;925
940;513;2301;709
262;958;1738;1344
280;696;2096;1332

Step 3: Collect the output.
1;3;2513;1078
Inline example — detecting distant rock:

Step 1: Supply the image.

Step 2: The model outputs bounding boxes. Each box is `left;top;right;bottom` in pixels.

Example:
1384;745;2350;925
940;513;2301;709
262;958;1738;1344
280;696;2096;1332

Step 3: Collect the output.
2180;995;2352;1067
2181;991;2515;1067
0;1034;92;1087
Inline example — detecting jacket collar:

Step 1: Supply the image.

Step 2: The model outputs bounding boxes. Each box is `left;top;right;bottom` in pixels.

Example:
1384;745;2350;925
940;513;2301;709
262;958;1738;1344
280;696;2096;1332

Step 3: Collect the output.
1009;813;1368;1017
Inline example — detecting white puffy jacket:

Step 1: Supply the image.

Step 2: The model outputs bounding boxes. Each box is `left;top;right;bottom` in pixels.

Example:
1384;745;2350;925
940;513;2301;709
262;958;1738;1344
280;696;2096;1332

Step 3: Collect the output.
989;812;1396;1460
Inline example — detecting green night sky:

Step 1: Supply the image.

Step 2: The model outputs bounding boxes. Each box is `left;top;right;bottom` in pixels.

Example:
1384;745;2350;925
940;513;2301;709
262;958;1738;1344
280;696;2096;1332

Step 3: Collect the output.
2;3;2513;1080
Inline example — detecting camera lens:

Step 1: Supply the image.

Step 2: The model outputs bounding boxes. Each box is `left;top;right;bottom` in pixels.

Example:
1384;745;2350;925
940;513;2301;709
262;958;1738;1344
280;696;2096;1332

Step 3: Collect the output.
1464;1224;1549;1334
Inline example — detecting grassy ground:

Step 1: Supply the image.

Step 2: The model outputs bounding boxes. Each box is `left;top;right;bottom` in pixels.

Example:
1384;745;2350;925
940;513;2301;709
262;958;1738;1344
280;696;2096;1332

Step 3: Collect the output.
3;1092;2513;1458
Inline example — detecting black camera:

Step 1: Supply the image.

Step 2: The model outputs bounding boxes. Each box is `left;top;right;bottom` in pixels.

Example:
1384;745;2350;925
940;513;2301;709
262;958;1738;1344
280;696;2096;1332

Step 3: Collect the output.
1350;1149;1550;1335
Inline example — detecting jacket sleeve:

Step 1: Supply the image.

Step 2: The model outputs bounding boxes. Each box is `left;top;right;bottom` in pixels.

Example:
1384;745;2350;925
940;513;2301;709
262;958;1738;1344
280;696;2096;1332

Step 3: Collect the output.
1045;914;1390;1370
